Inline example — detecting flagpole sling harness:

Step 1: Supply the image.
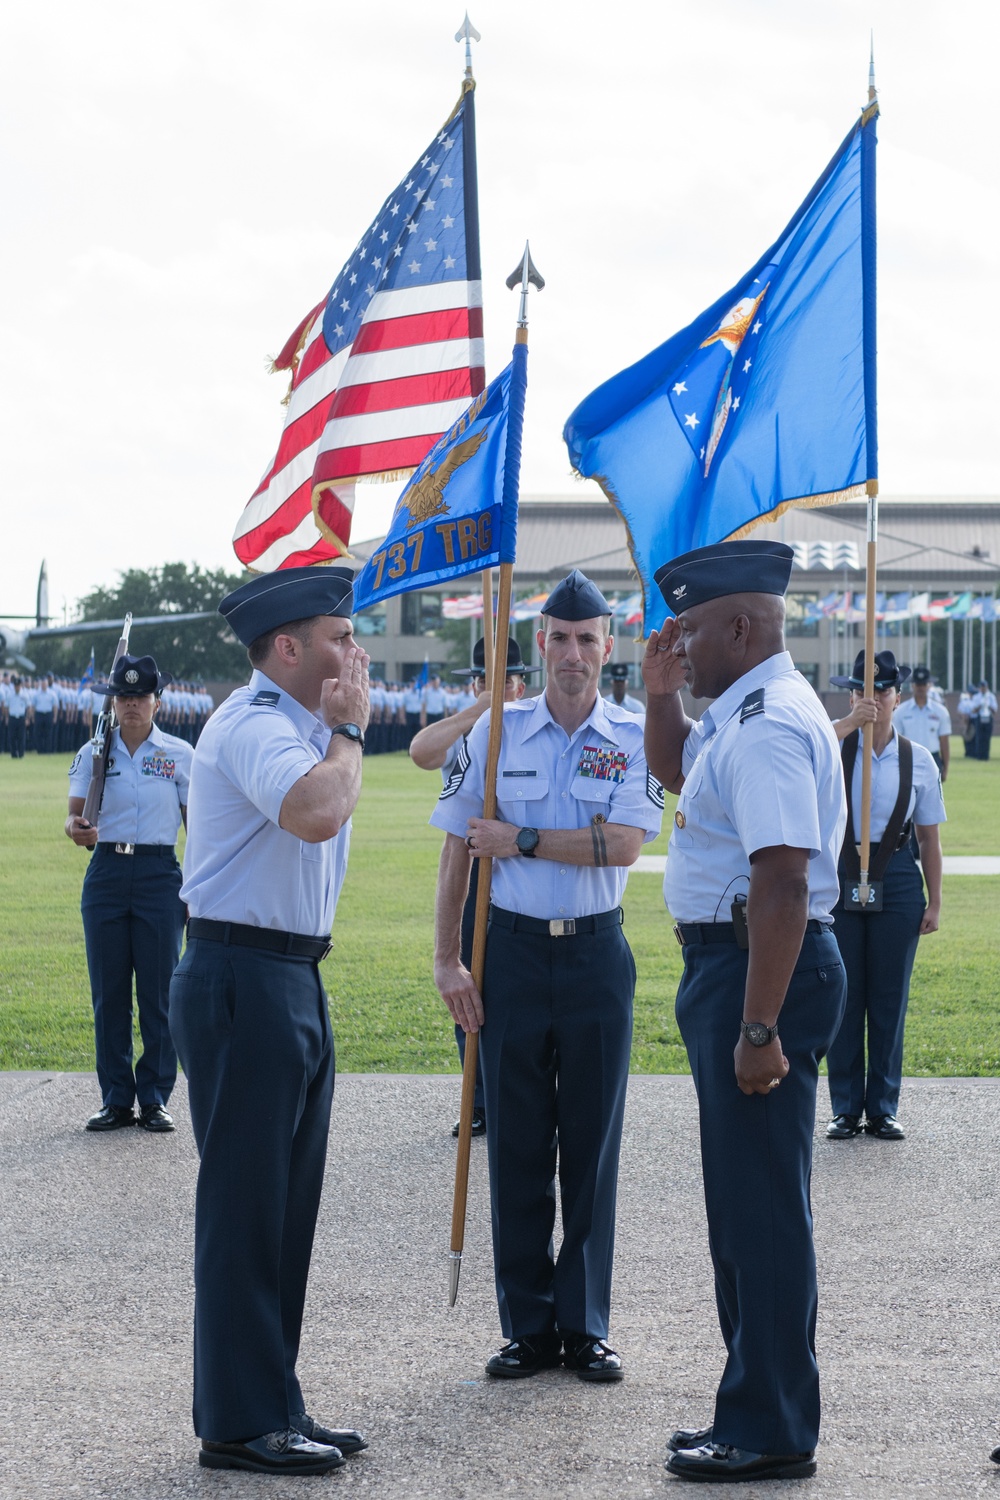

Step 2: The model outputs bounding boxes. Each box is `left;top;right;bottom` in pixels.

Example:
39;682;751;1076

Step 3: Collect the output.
839;732;913;912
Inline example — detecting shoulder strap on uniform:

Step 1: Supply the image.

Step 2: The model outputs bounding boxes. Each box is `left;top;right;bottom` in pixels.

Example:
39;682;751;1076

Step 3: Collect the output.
871;735;913;880
840;734;860;877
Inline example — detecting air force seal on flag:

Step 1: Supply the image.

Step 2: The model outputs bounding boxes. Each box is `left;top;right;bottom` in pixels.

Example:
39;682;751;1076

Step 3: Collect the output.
667;267;774;478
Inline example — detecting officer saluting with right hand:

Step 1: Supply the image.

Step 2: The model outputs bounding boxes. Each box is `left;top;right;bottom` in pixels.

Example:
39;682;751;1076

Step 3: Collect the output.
643;541;847;1485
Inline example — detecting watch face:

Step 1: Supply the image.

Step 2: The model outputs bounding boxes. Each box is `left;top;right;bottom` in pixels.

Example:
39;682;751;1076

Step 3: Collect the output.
743;1022;772;1047
516;827;539;853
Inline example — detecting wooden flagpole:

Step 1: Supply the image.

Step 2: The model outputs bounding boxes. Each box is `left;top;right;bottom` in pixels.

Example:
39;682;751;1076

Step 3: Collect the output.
448;244;542;1307
857;45;880;906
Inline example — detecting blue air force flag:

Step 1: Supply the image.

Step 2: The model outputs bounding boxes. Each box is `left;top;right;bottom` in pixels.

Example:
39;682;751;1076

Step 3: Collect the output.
353;340;526;613
564;105;879;633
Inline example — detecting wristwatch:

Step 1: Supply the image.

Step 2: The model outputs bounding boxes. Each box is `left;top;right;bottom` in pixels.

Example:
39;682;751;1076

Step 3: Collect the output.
330;722;365;751
741;1020;779;1047
515;826;540;858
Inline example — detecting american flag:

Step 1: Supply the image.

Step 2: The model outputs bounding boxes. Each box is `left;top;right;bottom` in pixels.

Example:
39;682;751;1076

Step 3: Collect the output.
233;89;484;571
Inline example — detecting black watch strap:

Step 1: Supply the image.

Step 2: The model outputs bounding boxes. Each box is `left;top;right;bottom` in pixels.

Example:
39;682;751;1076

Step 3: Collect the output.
330;722;365;751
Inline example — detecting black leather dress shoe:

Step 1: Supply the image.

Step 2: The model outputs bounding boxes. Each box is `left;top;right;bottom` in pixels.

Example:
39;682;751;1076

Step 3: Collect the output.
864;1114;905;1140
485;1332;562;1378
667;1425;713;1453
561;1334;624;1382
85;1105;136;1132
665;1442;816;1482
291;1412;367;1455
826;1113;862;1139
200;1429;345;1473
137;1104;175;1133
451;1110;486;1137
991;1444;1000;1464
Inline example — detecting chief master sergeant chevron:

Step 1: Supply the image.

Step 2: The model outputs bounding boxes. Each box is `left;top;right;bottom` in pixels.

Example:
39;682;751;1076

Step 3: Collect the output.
168;565;370;1478
642;541;848;1485
432;569;663;1383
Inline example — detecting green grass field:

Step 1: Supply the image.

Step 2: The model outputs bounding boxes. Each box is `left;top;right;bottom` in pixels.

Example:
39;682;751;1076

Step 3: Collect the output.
1;750;998;1076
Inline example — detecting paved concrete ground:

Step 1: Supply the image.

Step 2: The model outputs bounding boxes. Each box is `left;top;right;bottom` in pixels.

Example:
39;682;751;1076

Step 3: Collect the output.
1;1071;997;1500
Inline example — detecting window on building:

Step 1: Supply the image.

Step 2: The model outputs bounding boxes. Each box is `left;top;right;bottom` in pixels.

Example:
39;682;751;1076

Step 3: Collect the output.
786;594;820;637
355;602;386;637
400;591;444;637
795;662;820;689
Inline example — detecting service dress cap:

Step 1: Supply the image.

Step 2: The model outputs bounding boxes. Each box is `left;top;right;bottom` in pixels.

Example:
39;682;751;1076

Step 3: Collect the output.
219;566;355;647
452;635;539;679
540;569;612;621
654;540;794;616
830;649;911;691
910;665;932;684
108;653;172;697
609;663;630;680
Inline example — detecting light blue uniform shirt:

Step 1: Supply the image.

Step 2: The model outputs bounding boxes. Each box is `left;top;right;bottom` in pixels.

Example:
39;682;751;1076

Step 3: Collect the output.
7;691;28;720
664;652;846;925
179;670;350;935
68;724;191;845
431;691;663;920
603;690;645;717
845;728;946;840
893;698;951;754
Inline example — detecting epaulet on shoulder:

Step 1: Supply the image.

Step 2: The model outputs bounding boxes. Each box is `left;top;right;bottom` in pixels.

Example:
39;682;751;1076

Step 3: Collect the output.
250;689;281;708
739;687;766;724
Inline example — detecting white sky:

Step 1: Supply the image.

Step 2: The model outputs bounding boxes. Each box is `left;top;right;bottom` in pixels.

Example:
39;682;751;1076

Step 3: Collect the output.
1;0;997;623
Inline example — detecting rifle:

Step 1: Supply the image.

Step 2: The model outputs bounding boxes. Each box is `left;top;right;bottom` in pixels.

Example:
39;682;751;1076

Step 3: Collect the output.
80;615;133;832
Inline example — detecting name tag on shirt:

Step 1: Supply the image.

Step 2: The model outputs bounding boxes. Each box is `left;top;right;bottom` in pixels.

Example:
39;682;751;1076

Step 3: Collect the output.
502;769;537;777
576;744;628;783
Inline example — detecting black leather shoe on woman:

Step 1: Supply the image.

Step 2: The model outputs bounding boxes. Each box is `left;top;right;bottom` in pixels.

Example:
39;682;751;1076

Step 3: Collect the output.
85;1105;136;1132
826;1113;862;1139
864;1114;905;1140
561;1334;624;1382
485;1332;562;1378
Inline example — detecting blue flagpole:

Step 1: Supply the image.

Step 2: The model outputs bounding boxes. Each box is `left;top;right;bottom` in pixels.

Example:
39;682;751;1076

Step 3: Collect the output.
858;55;880;903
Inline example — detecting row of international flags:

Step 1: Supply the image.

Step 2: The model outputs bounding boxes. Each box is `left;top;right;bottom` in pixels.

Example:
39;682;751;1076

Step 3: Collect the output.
231;43;892;634
808;591;1000;624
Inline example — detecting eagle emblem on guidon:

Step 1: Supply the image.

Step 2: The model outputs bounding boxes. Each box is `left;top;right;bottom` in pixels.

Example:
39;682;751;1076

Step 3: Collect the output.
395;428;489;531
698;284;768;476
125;669;139;684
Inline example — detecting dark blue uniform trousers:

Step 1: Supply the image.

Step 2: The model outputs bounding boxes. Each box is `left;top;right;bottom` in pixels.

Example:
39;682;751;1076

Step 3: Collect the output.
81;845;183;1109
828;849;925;1120
169;939;335;1442
675;930;846;1456
479;915;634;1340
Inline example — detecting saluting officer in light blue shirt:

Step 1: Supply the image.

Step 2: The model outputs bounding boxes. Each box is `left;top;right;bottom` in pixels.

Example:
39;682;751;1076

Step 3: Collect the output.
432;570;663;1384
168;566;369;1478
66;654;191;1133
644;541;848;1484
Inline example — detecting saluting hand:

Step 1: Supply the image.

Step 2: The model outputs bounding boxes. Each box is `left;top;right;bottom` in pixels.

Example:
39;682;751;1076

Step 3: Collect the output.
642;621;687;697
320;644;371;732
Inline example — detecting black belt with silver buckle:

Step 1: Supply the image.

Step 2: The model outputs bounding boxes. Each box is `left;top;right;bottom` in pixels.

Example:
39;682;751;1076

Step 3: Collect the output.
674;918;832;947
96;842;175;857
488;905;624;939
186;918;333;962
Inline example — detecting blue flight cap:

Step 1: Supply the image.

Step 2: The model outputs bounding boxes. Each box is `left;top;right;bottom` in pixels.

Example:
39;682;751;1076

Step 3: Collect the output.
830;649;911;691
654;540;794;617
109;653;172;697
541;569;612;621
219;566;355;647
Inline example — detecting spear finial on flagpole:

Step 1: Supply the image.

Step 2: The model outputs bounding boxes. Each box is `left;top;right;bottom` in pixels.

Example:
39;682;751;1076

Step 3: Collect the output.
868;33;877;104
505;242;545;335
455;13;481;84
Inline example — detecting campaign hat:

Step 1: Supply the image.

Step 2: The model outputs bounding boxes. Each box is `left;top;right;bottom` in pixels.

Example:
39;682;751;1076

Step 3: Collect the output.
453;635;539;679
108;653;172;697
830;649;911;690
219;566;355;647
540;569;611;620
